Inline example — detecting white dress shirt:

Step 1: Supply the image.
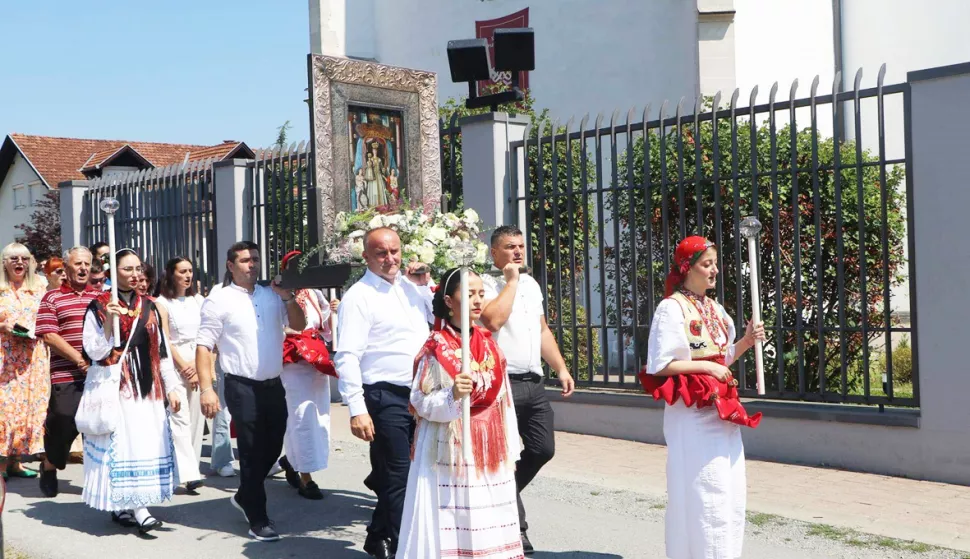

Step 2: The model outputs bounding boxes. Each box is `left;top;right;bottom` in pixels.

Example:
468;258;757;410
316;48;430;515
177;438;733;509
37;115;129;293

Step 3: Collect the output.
196;283;289;381
482;272;544;375
335;270;433;417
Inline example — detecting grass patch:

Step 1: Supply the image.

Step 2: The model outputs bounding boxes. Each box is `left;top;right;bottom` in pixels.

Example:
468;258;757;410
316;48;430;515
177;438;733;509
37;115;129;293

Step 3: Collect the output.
807;523;853;540
747;512;783;527
807;523;938;553
4;548;33;559
589;491;600;496
651;503;666;510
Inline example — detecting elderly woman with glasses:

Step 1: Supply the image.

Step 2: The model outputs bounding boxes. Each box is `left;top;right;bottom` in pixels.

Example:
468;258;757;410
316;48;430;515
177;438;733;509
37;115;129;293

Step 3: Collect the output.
0;243;50;481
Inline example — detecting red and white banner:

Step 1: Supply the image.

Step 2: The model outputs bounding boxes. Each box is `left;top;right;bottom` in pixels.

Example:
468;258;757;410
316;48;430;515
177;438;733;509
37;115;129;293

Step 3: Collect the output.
474;7;530;95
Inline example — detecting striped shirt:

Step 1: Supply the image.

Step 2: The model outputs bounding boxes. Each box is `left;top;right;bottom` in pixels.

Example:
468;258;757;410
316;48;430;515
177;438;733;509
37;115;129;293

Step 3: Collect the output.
35;283;100;384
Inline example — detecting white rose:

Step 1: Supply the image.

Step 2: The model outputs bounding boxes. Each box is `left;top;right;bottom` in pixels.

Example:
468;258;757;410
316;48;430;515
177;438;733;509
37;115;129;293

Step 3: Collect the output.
350;239;365;259
335;212;349;232
426;226;448;243
348;229;365;240
367;215;384;230
418;245;437;265
384;214;402;227
475;243;488;265
463;208;479;224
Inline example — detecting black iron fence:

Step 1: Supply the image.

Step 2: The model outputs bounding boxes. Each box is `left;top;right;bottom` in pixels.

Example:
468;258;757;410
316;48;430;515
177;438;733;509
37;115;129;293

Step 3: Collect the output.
246;143;314;282
440;113;462;212
82;160;220;292
510;66;918;408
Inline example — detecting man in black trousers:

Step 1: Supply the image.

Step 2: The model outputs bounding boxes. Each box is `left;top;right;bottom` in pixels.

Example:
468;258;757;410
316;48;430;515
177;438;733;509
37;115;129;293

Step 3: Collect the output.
481;225;576;555
335;228;432;559
196;241;306;542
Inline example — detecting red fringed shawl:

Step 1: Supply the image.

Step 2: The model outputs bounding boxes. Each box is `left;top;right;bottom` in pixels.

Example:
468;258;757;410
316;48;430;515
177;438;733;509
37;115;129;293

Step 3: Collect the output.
412;320;510;475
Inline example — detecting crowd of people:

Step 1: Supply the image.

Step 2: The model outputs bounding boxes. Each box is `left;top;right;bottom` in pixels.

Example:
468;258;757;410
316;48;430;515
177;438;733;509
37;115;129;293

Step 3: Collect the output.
0;224;765;559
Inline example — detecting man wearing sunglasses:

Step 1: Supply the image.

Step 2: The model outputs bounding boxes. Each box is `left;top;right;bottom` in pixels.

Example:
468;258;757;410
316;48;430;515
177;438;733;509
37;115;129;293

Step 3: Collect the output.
88;258;108;292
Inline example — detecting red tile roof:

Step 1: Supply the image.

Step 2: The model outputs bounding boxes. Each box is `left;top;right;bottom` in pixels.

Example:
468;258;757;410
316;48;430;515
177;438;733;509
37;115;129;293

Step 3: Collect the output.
6;134;250;188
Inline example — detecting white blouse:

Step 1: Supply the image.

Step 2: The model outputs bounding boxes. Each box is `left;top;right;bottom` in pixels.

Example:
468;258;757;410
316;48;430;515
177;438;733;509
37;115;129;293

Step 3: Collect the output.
156;294;204;348
82;307;180;394
645;298;739;375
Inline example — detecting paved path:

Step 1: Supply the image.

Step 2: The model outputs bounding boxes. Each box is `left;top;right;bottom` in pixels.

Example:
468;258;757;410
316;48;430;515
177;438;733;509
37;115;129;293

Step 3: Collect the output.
3;404;968;558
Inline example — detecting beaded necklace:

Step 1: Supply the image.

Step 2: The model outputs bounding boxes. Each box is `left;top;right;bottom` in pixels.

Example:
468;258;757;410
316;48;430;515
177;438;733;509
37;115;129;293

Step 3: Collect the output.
679;288;728;351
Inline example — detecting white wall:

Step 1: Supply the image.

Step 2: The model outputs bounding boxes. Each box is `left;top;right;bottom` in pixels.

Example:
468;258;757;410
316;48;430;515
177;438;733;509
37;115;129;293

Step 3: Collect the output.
0;153;45;246
319;0;701;124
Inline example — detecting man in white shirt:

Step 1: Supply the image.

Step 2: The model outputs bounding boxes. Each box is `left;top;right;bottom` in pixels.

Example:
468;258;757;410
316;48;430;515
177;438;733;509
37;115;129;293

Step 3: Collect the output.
335;227;431;559
480;225;576;556
195;241;306;543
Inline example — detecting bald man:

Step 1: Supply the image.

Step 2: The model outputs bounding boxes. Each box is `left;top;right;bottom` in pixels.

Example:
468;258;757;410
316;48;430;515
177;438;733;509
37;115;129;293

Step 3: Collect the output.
335;227;432;559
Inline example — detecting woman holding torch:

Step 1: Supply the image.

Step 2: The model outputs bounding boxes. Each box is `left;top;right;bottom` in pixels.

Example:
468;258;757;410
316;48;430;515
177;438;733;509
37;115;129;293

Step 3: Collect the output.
640;236;765;559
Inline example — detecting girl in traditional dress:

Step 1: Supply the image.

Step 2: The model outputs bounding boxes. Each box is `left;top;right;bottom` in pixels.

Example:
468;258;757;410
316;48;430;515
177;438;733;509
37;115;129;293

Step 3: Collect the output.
276;251;338;500
156;257;205;493
641;236;766;559
398;268;524;559
81;249;182;534
0;243;49;480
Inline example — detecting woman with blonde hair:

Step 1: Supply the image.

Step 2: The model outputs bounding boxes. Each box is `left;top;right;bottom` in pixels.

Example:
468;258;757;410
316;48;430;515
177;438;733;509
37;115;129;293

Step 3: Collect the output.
0;243;50;480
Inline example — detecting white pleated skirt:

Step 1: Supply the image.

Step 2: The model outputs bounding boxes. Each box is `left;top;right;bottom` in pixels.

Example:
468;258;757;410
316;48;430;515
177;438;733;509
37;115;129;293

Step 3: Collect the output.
663;400;746;559
82;394;175;512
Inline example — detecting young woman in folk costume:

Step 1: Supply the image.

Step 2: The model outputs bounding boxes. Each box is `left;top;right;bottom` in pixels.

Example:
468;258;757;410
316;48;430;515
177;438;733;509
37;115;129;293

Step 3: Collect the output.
81;249;182;534
398;268;524;559
641;236;766;559
276;250;339;500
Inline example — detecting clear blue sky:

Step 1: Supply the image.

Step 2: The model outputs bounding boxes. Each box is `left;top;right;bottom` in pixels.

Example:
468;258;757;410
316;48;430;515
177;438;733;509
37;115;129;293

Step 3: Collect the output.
0;0;311;148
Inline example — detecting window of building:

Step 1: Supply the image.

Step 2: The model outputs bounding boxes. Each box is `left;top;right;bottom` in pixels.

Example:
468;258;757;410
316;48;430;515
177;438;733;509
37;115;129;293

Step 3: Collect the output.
29;181;45;206
12;184;26;209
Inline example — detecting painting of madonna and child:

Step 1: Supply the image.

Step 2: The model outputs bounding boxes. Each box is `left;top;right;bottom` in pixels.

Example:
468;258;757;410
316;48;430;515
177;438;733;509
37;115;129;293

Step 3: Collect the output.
348;106;405;211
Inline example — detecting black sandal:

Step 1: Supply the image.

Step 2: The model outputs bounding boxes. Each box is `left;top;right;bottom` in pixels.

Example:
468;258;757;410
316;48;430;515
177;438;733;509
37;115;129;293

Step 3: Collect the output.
138;515;163;534
297;480;324;500
111;511;137;528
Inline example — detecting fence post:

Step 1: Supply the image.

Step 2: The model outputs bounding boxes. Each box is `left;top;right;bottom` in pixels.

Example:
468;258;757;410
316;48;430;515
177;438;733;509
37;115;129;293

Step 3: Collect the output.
58;180;91;253
212;159;253;277
907;61;970;483
458;113;530;233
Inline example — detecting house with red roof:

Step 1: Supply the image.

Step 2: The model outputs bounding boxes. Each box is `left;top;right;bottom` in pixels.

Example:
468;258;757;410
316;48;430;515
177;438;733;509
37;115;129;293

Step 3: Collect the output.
0;133;253;246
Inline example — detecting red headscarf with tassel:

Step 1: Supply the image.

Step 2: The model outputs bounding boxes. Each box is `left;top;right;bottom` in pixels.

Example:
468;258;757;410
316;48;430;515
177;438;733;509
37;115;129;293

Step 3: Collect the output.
664;236;716;297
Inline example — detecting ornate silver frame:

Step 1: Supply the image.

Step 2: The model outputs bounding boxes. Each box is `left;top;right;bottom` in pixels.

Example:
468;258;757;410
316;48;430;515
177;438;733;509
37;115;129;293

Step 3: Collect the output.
308;54;441;243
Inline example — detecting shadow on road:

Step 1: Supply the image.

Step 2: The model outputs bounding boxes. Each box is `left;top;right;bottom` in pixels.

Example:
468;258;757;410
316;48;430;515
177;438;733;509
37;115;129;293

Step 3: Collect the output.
17;477;375;555
532;553;624;558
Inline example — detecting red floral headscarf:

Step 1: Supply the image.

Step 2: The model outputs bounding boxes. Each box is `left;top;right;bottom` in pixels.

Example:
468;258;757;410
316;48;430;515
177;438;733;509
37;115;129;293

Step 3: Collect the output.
664;236;715;297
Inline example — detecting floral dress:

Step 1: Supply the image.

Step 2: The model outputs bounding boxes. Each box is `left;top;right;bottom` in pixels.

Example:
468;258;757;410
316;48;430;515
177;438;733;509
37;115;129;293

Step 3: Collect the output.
0;285;50;458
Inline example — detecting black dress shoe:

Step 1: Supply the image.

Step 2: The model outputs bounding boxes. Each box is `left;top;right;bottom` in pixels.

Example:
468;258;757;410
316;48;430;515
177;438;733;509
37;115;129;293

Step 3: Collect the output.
521;531;535;555
363;536;391;559
279;456;301;489
185;480;204;492
39;468;58;498
297;480;324;500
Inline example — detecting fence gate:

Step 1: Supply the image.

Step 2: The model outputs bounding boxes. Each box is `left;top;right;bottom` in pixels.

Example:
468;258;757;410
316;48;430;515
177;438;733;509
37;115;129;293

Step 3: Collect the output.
81;159;220;292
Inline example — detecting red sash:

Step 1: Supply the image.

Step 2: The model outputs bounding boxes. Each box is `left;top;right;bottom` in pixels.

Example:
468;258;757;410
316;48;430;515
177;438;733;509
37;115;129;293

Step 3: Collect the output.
639;356;761;429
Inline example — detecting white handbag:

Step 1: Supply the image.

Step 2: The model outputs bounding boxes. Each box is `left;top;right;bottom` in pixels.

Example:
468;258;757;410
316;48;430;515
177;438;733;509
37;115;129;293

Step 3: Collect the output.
75;303;140;436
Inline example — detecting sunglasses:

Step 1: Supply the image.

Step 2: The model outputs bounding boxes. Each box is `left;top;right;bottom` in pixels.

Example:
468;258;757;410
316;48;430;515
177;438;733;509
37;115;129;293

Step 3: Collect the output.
89;278;105;285
52;269;66;275
5;256;29;263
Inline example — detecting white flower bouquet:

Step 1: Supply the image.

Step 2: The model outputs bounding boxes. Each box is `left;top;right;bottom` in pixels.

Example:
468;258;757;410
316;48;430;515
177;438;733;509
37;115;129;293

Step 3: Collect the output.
304;203;489;285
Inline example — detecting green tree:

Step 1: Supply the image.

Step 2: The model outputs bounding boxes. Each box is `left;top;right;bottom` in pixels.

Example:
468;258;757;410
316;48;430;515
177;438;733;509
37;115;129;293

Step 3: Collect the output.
602;115;907;395
438;91;603;381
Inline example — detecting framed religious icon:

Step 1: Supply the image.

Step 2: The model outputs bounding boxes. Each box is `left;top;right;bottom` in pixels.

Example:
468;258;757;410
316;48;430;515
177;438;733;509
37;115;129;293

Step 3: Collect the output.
308;54;442;245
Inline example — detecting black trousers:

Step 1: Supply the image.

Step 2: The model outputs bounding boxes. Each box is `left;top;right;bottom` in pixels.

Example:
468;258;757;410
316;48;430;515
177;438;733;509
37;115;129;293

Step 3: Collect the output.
223;374;288;527
363;382;415;548
43;381;84;470
510;374;556;533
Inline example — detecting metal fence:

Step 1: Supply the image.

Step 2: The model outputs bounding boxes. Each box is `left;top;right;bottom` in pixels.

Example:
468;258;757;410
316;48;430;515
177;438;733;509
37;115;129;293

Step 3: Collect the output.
509;66;919;408
82;159;220;292
440;113;462;212
247;142;313;281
